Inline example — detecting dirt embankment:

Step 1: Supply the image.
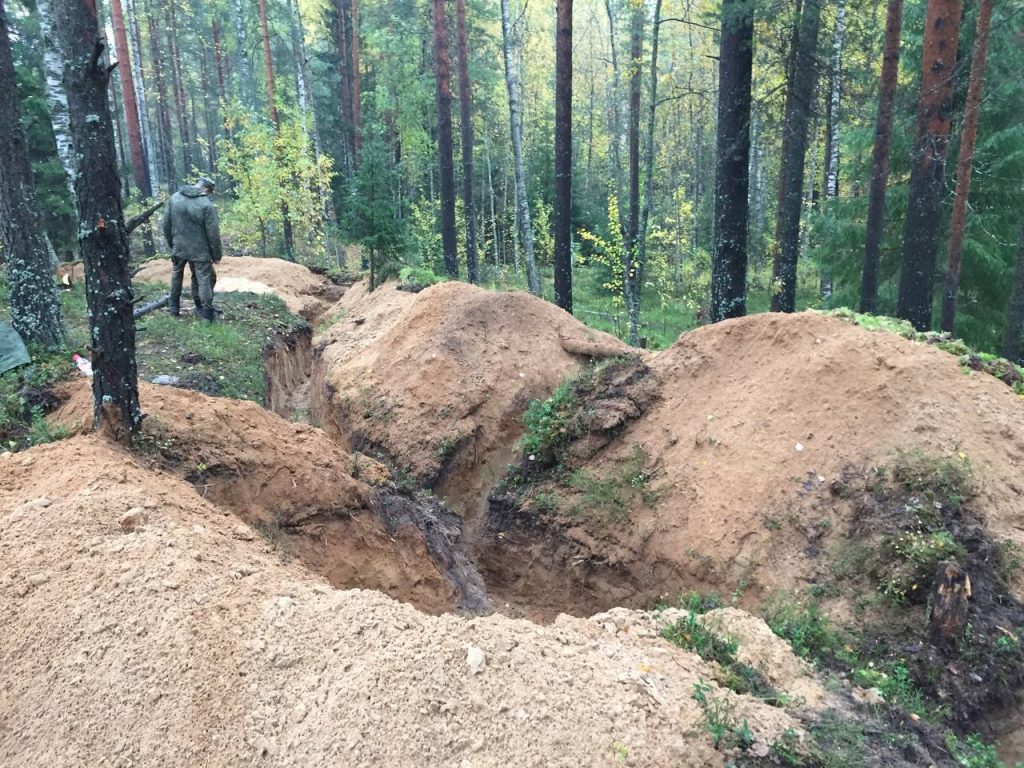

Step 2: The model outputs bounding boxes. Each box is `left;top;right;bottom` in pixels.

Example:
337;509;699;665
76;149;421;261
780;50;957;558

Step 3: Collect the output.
309;280;628;532
134;255;345;321
484;312;1024;614
50;380;487;614
1;436;819;768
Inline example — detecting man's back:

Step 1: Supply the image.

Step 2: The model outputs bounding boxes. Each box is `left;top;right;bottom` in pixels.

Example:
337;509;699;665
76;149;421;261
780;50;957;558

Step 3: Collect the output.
163;186;221;263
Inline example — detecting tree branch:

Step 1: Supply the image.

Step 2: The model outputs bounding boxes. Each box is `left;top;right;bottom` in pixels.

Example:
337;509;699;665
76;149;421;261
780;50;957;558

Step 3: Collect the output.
658;16;717;32
126;200;165;233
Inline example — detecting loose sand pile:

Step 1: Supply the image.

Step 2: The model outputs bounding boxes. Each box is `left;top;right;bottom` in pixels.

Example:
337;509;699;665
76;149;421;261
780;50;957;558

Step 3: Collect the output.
134;256;343;320
311;280;627;526
50;381;486;614
0;436;812;768
485;311;1024;612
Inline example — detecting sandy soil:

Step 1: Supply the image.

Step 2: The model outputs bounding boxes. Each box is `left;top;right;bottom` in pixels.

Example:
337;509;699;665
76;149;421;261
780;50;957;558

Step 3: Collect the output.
134;256;344;320
484;311;1024;613
311;280;628;538
0;436;809;768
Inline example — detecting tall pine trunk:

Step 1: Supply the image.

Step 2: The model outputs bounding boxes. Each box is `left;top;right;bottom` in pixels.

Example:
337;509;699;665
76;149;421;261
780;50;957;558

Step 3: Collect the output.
860;0;903;313
553;0;573;313
166;3;194;175
110;0;149;199
147;3;176;186
48;0;142;441
623;1;643;341
500;0;539;294
455;0;479;283
710;0;754;322
0;0;64;346
896;0;963;330
770;0;823;313
350;0;362;156
334;0;354;174
939;0;994;333
636;0;661;293
432;0;459;277
604;0;626;235
125;0;158;194
1002;228;1024;365
258;0;295;259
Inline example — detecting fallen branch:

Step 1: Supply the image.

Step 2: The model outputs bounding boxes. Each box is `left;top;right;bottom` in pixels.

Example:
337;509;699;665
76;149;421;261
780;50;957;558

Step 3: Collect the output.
126;200;165;234
133;293;170;319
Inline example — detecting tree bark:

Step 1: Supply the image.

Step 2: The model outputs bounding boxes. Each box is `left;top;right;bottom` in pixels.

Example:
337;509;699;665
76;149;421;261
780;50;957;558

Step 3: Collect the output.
500;0;539;294
334;0;354;173
147;2;176;187
48;0;142;441
124;0;158;194
455;0;479;283
823;0;844;200
257;0;295;259
604;0;626;236
896;0;964;330
929;560;971;648
110;0;149;201
771;0;823;313
553;0;573;313
350;0;362;156
860;0;903;314
0;0;64;346
1002;228;1024;365
940;0;994;333
166;2;194;176
623;0;643;340
35;0;78;208
636;0;662;300
231;0;256;104
433;0;459;278
710;0;754;322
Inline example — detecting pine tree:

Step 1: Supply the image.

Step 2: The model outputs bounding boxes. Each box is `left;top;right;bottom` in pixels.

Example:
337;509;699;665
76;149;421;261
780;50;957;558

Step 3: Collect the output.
553;0;573;312
0;0;64;346
432;0;459;278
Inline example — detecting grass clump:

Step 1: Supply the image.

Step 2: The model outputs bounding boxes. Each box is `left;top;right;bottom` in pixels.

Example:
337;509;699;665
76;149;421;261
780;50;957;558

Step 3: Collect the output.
520;378;583;470
567;443;658;523
944;733;1024;768
765;593;842;663
692;679;755;750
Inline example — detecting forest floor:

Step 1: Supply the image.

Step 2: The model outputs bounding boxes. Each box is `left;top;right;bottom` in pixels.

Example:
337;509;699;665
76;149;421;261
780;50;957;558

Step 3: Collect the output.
2;255;1024;767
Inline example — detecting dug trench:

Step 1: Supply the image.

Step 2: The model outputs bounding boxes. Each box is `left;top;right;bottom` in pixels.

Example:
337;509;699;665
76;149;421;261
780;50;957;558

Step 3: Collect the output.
262;292;1024;762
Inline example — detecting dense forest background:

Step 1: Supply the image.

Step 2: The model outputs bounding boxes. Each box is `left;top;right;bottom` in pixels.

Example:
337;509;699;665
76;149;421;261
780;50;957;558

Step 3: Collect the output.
6;0;1024;352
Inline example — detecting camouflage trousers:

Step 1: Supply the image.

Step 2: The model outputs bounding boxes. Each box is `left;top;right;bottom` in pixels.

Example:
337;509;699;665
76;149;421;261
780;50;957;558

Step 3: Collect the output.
169;258;217;317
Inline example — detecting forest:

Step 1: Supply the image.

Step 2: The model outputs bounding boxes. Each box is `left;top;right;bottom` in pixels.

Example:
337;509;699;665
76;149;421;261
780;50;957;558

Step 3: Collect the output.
2;0;1022;359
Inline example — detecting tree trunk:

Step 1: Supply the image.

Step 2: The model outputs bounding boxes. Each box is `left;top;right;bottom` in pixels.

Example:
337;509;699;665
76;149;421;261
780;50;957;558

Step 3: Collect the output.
860;0;903;314
623;1;643;341
604;0;626;236
0;0;64;346
334;0;354;174
455;0;479;283
124;0;158;194
940;0;994;334
896;0;964;330
771;0;823;313
350;0;362;156
500;0;539;294
710;0;754;322
166;3;194;176
48;0;142;441
823;0;844;200
257;0;295;260
231;0;256;104
1002;228;1024;365
553;0;573;313
110;0;149;202
929;560;971;648
147;3;176;187
35;0;78;209
636;0;662;296
433;0;459;278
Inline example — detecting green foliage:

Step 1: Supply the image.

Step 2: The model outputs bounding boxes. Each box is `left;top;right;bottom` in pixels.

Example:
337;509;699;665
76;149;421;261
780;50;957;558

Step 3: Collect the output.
878;529;965;603
765;594;841;663
398;266;444;290
851;662;927;718
218;107;334;262
944;733;1024;768
661;611;739;668
691;679;754;751
520;379;582;468
568;444;658;523
345;134;407;289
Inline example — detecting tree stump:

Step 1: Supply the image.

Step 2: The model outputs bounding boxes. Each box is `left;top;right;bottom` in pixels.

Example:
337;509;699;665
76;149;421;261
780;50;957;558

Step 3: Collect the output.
929;560;971;648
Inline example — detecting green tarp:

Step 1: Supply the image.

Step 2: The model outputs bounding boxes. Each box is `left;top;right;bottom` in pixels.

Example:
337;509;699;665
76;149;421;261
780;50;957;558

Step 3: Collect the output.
0;322;30;375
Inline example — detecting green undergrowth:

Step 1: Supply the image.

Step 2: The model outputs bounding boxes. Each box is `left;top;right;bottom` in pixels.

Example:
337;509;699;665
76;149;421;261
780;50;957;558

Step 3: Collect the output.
1;278;304;451
822;308;1024;394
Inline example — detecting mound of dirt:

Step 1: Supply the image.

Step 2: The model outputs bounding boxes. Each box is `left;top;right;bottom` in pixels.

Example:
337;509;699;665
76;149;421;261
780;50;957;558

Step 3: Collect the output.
310;280;628;530
485;312;1024;614
1;437;814;767
134;256;344;320
50;380;487;614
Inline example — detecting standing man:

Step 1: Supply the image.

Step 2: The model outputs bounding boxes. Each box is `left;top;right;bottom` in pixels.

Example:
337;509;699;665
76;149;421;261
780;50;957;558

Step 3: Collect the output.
162;176;223;321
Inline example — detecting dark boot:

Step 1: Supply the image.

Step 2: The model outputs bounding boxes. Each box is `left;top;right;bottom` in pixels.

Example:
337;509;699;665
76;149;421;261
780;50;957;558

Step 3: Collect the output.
168;302;180;317
200;305;216;323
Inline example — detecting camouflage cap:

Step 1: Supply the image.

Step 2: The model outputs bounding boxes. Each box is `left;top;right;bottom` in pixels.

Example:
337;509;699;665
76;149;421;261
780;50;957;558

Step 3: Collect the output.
197;176;216;192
